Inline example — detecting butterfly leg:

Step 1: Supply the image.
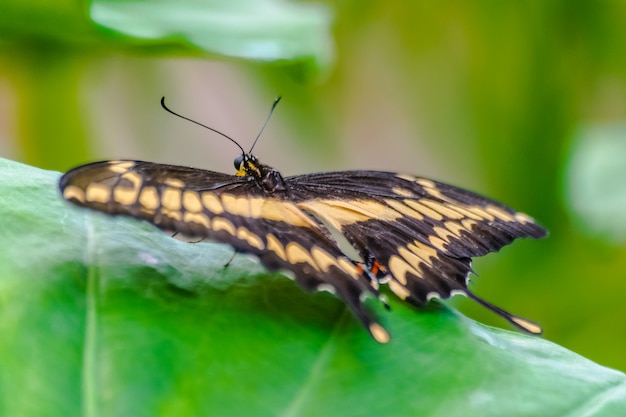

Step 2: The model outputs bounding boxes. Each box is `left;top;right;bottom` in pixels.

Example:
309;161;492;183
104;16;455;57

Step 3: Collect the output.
170;230;206;244
223;251;237;268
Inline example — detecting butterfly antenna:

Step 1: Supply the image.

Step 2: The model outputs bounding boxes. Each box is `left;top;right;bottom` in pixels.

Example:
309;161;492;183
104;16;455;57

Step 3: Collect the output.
248;96;282;154
160;97;245;155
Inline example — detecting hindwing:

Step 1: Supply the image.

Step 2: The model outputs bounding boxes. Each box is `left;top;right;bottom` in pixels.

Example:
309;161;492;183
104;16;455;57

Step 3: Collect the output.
286;171;545;307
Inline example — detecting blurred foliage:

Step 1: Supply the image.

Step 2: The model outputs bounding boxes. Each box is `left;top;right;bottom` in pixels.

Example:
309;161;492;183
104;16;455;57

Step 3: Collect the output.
566;123;626;242
1;0;626;386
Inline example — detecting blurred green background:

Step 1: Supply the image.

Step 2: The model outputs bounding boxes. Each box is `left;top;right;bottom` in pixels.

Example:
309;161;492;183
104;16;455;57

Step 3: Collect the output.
1;0;626;374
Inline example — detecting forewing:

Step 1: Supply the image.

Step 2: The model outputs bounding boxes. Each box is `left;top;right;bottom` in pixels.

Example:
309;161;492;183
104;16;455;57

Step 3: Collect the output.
60;161;390;342
287;170;546;305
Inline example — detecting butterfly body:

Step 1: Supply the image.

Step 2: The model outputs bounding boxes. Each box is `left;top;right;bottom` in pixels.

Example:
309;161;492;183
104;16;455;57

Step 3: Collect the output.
60;155;546;343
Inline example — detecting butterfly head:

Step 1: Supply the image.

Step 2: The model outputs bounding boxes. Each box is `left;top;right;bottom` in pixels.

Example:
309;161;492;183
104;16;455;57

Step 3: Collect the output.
234;154;262;177
234;153;287;192
160;96;286;193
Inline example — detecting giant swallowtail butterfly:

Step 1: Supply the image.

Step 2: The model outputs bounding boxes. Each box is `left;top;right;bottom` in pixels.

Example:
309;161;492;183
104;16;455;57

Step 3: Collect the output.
59;98;546;343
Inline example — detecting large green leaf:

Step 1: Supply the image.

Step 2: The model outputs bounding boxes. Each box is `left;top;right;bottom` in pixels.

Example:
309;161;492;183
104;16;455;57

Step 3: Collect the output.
0;0;331;63
1;157;625;417
91;0;332;63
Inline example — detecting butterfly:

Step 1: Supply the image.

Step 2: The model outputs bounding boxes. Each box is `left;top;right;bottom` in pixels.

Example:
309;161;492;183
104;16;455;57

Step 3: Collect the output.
59;97;546;343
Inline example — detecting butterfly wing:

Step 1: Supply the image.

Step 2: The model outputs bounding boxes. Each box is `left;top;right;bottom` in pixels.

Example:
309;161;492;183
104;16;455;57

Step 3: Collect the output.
287;170;546;334
60;161;391;343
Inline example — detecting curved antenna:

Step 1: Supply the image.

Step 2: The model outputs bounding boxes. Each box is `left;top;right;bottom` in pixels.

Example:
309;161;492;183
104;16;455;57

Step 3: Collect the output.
248;96;282;154
160;96;245;155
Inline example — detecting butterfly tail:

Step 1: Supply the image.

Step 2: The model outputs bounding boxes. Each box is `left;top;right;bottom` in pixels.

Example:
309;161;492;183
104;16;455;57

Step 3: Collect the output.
336;285;391;344
465;290;543;335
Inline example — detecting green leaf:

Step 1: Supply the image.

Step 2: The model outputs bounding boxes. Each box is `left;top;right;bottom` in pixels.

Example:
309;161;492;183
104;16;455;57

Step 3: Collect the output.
0;0;332;64
91;0;333;63
1;157;625;417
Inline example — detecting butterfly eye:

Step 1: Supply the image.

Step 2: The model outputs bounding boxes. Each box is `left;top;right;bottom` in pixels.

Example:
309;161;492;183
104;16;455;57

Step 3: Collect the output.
234;155;245;170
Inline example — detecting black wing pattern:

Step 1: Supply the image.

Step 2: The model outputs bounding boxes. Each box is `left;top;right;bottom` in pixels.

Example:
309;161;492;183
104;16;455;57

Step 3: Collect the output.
60;161;390;343
60;159;546;342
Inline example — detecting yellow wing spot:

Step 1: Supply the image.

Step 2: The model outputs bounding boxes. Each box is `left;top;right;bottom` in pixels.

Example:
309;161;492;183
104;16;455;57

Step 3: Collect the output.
161;208;182;221
120;171;142;187
433;226;456;242
444;204;483;220
236;227;265;251
397;247;425;284
113;187;140;206
388;279;411;300
416;178;436;188
336;257;361;281
221;194;250;217
113;172;142;205
423;186;447;200
388;255;421;281
486;205;516;222
310;200;369;227
416;179;447;200
428;235;448;252
107;161;135;173
285;242;319;270
161;188;182;211
299;199;402;229
310;247;339;272
63;185;85;203
256;199;318;228
217;195;315;228
139;186;159;210
396;173;417;182
384;199;424;220
344;199;401;219
182;191;203;213
444;221;465;237
467;206;494;221
296;200;356;229
212;217;236;235
420;200;465;219
514;212;534;224
183;212;211;228
461;219;477;231
202;192;224;214
402;246;429;267
163;178;185;188
404;200;444;221
407;240;437;266
266;233;287;262
247;197;267;218
392;187;415;197
86;183;111;204
369;323;391;344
